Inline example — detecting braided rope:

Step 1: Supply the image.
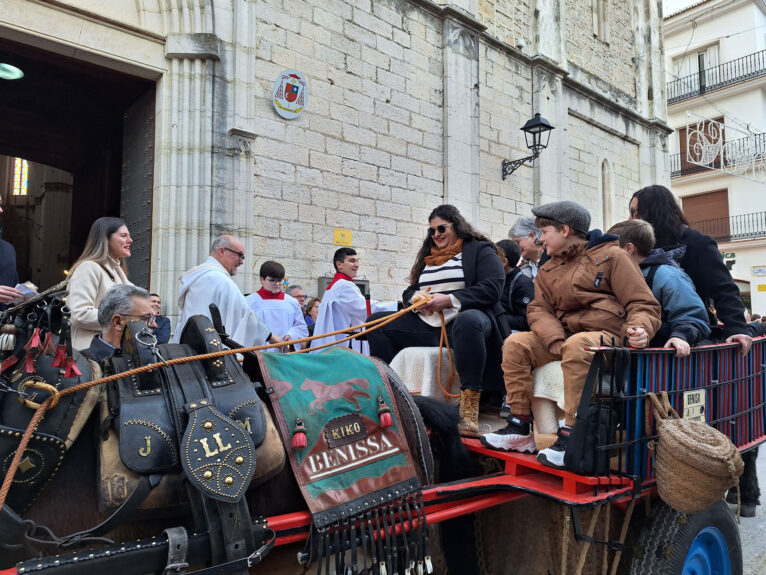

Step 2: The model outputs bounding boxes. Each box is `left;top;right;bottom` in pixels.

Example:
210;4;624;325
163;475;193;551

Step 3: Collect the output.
0;293;433;510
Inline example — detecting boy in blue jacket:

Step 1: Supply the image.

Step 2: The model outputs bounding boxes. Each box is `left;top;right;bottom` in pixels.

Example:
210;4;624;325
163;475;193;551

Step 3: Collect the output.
608;220;711;356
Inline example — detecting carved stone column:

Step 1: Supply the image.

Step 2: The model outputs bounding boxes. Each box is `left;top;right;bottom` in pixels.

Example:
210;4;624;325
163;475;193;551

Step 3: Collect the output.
150;33;220;298
443;19;481;225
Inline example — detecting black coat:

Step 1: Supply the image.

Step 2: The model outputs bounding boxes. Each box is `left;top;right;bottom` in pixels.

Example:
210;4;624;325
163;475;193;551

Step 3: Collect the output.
0;239;19;287
670;227;748;339
502;267;534;331
403;238;510;391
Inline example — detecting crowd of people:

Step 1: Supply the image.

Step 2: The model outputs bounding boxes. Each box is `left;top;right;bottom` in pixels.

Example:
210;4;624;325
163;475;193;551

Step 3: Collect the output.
0;184;760;516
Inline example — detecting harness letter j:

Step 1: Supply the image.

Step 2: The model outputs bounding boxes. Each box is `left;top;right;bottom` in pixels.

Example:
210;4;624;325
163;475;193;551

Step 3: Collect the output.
139;436;152;457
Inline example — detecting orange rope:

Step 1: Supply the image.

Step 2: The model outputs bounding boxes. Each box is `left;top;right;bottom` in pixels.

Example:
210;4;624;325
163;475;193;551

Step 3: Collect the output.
436;312;459;399
0;293;433;511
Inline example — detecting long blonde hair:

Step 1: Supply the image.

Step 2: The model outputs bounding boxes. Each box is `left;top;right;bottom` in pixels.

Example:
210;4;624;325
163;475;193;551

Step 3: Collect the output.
70;217;129;276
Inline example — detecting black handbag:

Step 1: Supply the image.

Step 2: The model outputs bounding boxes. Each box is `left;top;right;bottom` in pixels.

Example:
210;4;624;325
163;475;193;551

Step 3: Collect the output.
564;350;628;475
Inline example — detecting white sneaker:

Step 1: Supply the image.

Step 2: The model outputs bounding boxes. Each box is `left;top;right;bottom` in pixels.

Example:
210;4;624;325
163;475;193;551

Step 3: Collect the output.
536;427;571;469
480;417;536;453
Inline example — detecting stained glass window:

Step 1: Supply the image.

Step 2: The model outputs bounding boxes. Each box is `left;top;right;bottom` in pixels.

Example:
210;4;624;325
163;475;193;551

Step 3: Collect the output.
12;157;28;196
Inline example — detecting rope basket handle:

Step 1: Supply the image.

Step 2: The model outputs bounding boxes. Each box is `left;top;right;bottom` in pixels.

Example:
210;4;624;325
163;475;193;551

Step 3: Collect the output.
647;391;680;423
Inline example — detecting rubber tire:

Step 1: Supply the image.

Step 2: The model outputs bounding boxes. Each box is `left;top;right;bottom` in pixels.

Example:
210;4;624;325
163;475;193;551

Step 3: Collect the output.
629;499;742;575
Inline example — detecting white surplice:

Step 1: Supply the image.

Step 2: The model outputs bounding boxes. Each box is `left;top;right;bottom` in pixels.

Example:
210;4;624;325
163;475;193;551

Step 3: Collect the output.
310;278;397;354
245;292;308;351
172;256;271;347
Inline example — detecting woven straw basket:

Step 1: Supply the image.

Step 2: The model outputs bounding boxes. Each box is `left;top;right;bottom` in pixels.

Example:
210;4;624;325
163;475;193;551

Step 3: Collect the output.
648;392;744;514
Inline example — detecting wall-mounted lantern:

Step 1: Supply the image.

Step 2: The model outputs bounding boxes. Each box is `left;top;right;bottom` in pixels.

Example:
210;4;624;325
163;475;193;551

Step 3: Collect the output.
501;113;554;180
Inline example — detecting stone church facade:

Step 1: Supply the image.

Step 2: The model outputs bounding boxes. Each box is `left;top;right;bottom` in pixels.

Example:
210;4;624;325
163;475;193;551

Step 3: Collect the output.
0;0;670;305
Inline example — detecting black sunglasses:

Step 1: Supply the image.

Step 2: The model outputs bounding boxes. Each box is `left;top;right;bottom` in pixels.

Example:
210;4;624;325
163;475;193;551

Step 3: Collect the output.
427;223;453;236
223;247;245;260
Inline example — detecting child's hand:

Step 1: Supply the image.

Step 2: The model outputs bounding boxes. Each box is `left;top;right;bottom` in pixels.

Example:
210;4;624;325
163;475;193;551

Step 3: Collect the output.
664;337;690;357
626;327;648;348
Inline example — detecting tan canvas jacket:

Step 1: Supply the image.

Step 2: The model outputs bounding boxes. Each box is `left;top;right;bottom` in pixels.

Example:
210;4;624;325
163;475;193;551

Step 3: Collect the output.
528;234;661;349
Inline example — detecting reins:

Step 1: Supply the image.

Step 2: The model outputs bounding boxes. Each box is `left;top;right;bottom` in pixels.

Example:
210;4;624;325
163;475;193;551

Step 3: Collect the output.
0;291;437;511
436;313;459;399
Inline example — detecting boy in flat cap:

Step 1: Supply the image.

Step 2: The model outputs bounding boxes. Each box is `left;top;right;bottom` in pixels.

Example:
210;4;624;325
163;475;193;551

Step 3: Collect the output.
481;201;661;470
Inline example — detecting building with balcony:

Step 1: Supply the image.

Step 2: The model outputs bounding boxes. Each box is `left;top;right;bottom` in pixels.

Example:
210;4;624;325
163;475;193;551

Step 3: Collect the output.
665;0;766;314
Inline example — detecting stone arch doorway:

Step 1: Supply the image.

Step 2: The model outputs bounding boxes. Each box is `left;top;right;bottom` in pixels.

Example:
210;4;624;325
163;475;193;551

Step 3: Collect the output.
0;37;155;289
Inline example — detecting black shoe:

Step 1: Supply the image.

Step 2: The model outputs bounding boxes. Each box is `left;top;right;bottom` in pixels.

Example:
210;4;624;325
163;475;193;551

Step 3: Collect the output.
740;503;757;518
537;426;571;469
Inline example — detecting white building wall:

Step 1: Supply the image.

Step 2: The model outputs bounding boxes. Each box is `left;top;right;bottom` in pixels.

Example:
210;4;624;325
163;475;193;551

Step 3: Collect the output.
665;0;766;315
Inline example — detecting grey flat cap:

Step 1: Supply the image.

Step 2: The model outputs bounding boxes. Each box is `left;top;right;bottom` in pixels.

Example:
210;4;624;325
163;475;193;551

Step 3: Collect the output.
532;201;591;234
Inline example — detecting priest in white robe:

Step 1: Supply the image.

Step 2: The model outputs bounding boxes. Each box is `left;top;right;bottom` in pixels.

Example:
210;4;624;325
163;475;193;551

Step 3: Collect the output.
311;247;396;354
245;260;308;351
172;235;274;347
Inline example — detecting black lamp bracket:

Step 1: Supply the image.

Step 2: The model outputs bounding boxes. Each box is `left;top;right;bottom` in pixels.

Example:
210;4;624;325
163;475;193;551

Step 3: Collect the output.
502;152;540;180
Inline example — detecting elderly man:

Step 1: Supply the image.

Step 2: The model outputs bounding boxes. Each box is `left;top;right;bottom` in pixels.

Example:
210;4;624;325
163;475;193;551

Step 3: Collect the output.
87;284;157;362
172;235;276;347
286;284;307;312
508;216;545;280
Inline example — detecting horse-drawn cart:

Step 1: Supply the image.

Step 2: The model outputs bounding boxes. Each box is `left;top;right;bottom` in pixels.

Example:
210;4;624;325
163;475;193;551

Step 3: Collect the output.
0;294;763;575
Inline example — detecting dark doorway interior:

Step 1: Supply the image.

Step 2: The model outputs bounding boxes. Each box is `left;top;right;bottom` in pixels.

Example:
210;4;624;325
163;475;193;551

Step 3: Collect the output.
0;38;154;289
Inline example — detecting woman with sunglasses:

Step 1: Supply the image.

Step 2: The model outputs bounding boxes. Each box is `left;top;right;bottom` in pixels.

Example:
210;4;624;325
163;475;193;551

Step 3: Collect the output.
367;204;510;436
67;217;134;350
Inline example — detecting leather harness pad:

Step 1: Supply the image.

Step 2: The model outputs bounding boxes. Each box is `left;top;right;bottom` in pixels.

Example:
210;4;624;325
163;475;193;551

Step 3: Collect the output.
181;399;255;503
0;351;93;513
114;342;267;476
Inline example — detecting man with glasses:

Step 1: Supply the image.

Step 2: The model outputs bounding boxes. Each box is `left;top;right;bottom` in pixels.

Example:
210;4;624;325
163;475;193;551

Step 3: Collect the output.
87;284;156;362
286;285;307;312
149;293;171;344
246;261;308;351
172;234;275;347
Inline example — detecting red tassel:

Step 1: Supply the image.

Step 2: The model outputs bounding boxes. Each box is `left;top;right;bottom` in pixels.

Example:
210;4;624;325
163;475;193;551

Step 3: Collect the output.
41;332;55;355
64;357;82;378
377;396;393;428
291;418;307;450
1;355;19;374
25;351;36;374
24;328;41;351
51;344;67;368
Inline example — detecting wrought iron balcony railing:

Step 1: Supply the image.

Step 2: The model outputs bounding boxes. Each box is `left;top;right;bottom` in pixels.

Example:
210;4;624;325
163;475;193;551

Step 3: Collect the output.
690;211;766;242
670;131;766;178
667;49;766;104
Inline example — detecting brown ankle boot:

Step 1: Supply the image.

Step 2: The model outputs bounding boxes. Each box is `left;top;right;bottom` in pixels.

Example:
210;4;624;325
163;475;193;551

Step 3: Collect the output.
457;389;481;437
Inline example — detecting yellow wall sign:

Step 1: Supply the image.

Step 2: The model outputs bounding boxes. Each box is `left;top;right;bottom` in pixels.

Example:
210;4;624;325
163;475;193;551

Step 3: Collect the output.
334;228;352;246
758;284;766;292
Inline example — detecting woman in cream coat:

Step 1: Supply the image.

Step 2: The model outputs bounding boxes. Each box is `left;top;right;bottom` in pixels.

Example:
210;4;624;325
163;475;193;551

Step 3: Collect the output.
67;217;133;350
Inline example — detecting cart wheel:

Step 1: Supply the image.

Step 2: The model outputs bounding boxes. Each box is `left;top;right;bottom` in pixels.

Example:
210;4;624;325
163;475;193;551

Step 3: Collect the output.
629;499;742;575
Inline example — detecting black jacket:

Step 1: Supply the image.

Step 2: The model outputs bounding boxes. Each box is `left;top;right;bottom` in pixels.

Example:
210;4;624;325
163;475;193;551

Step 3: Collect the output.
502;267;534;331
668;227;748;339
403;238;510;391
0;239;18;287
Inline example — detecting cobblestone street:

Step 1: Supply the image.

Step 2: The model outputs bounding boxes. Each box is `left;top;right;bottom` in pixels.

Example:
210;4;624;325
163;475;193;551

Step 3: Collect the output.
741;448;765;575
